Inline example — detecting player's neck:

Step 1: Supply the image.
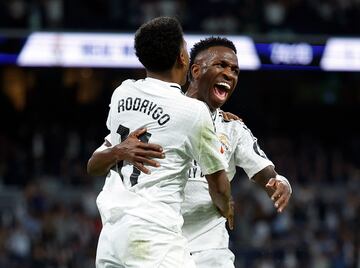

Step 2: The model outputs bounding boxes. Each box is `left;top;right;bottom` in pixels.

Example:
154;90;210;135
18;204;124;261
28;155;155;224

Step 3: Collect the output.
187;84;217;113
185;84;198;99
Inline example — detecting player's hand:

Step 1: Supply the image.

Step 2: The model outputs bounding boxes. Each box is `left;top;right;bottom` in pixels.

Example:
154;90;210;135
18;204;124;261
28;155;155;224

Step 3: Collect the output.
226;199;235;230
220;110;242;121
218;198;234;230
112;128;164;174
266;177;292;213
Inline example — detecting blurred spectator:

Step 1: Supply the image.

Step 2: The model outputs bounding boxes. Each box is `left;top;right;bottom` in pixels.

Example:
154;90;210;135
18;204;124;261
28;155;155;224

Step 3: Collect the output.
0;0;28;29
0;0;360;34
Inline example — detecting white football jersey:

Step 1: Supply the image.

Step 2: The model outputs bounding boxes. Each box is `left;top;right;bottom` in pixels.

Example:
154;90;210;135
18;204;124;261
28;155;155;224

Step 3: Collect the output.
182;109;274;251
96;78;228;232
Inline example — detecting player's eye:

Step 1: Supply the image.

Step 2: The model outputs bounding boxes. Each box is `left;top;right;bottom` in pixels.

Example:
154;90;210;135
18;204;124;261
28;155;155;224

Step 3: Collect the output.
221;63;228;68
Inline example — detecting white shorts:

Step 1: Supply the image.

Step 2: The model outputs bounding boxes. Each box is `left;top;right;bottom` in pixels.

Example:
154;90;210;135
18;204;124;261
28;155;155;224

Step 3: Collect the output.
96;214;196;268
191;248;235;268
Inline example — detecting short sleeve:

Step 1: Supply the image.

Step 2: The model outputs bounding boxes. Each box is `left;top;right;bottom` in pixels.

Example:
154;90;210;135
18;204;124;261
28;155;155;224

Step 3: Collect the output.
234;123;274;179
106;103;111;130
94;134;111;153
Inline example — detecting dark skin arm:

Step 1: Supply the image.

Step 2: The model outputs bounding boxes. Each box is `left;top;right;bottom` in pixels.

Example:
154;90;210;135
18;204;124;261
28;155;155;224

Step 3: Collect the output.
252;165;292;213
218;111;291;213
217;111;292;213
206;170;234;230
220;111;291;212
87;128;164;176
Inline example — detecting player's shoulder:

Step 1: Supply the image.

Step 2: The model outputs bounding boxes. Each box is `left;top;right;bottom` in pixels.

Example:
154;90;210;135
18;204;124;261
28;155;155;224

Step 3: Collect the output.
172;98;213;128
194;100;214;118
117;79;136;89
179;95;210;111
186;96;208;106
217;113;254;136
111;79;136;94
218;111;246;128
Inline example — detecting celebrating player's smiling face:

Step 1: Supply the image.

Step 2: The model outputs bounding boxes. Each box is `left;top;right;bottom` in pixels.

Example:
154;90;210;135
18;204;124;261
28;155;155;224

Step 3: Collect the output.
191;46;239;111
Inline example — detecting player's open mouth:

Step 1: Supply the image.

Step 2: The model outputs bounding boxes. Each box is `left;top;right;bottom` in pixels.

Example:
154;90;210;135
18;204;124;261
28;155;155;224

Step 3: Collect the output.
213;82;230;101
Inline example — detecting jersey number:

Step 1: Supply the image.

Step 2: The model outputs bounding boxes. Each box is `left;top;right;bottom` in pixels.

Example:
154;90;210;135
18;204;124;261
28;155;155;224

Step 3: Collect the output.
116;124;152;186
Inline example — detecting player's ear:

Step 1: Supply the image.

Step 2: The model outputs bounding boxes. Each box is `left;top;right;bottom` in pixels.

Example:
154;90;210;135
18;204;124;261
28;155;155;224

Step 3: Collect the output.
191;64;200;80
178;51;187;67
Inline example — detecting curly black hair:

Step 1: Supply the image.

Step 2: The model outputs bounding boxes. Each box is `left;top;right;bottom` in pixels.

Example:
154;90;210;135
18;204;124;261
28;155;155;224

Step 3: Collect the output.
189;37;237;80
134;17;184;72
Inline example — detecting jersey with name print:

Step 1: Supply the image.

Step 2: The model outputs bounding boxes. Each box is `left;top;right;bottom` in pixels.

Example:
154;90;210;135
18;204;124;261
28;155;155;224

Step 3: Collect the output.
96;78;228;232
182;108;274;251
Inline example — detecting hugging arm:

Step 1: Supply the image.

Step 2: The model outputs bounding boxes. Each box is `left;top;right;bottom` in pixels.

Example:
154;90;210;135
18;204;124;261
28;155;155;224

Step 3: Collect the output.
87;128;164;176
206;170;234;230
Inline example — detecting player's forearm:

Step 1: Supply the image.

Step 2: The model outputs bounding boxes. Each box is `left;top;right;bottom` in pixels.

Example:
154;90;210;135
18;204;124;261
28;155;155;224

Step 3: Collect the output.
206;170;232;216
87;147;118;176
252;165;292;213
252;165;277;197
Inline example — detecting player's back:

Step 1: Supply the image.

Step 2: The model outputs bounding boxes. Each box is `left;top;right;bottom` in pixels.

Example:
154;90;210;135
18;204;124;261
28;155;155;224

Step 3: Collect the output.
98;77;226;231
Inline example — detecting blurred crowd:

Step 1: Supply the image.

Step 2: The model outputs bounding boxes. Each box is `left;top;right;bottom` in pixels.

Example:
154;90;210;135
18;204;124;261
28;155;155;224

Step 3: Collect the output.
0;0;360;35
0;138;358;267
0;67;359;267
230;137;360;267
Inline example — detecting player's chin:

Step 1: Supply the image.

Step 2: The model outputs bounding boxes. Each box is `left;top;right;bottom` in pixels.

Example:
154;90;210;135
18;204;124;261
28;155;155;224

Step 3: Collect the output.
211;97;226;109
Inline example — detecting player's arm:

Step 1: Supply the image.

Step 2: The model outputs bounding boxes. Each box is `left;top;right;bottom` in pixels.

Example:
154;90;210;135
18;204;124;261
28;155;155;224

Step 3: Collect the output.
190;103;234;228
234;122;292;213
251;165;292;213
87;128;164;176
205;170;234;230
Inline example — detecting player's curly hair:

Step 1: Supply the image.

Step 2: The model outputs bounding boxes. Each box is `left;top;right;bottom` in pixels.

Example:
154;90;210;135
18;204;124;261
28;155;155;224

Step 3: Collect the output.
189;37;237;80
135;16;184;72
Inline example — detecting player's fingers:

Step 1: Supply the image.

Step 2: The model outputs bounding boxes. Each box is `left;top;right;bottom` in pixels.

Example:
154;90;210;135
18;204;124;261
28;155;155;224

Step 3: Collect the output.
133;162;151;174
223;111;242;121
276;195;290;213
227;113;242;121
227;214;234;230
137;149;164;159
129;128;147;138
271;187;282;201
135;156;161;167
227;200;234;230
221;111;229;121
274;179;288;195
228;113;241;121
266;178;276;188
138;143;163;153
274;194;286;211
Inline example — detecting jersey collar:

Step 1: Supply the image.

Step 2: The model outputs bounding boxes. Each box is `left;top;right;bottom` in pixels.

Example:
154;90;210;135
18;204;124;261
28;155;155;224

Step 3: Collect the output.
212;108;220;122
145;77;183;93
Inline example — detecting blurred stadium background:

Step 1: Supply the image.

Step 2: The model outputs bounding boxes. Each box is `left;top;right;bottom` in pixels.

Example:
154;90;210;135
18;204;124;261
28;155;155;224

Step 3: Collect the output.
0;0;359;267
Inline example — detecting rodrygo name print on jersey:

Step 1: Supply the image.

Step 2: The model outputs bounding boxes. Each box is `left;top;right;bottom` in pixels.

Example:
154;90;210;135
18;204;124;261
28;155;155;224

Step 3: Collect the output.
117;97;171;126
